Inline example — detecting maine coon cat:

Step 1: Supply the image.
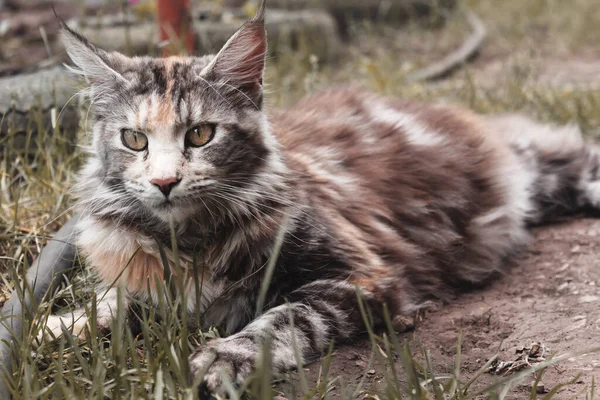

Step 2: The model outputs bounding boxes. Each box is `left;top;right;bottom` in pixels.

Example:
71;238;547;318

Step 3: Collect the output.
42;1;600;395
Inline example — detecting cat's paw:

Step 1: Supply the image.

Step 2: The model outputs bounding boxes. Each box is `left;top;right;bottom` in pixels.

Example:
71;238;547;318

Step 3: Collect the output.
36;314;88;344
189;337;256;397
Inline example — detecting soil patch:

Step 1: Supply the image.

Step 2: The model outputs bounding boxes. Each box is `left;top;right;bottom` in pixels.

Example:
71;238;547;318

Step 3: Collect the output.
285;216;600;398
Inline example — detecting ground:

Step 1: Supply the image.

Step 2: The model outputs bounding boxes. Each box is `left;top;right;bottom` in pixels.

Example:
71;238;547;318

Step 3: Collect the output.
1;0;600;398
288;216;600;398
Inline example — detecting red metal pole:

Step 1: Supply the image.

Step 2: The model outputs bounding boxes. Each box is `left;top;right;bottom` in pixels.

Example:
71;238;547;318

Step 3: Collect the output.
156;0;196;56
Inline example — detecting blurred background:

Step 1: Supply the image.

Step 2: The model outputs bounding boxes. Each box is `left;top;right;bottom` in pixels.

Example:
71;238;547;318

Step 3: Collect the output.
2;0;599;141
1;1;600;398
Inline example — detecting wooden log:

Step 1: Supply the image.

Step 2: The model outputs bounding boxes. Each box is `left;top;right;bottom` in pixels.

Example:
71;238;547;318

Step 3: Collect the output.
266;0;455;37
76;8;340;62
0;66;79;153
266;0;455;13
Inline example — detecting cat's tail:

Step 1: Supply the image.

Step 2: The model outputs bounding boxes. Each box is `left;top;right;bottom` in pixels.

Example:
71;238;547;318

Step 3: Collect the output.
485;113;600;224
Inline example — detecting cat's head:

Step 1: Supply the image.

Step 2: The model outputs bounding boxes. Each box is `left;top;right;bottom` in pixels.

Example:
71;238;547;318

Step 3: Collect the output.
64;1;284;224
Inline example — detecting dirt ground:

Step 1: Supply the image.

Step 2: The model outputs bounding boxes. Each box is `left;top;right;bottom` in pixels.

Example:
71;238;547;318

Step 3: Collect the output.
284;215;600;398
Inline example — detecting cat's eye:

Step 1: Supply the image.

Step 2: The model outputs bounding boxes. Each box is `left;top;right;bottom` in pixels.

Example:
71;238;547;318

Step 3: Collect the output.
121;129;148;151
186;124;215;148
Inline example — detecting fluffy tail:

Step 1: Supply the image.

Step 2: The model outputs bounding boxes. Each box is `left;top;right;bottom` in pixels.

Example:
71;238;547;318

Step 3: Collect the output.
486;113;600;224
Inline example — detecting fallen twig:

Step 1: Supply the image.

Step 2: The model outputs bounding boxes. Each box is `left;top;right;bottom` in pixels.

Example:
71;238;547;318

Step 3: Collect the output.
406;9;486;82
487;342;549;376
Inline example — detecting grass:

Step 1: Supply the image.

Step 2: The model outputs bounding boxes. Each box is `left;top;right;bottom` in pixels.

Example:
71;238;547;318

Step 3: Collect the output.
1;0;600;398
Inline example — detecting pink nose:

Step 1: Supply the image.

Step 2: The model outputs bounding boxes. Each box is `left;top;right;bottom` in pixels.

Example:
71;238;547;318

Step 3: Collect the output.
150;177;181;197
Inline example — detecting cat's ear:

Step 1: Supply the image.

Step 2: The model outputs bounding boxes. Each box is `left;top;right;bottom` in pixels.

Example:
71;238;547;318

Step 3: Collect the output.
201;0;267;105
59;21;128;87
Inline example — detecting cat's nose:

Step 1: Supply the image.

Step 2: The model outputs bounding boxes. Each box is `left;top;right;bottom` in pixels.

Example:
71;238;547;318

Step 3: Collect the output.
150;177;181;197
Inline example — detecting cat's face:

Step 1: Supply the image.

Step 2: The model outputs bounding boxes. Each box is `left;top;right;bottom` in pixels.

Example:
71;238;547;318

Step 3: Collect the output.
63;10;278;223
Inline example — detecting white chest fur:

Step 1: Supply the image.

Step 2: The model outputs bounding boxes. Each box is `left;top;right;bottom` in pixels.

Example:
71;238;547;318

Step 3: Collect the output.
75;215;220;312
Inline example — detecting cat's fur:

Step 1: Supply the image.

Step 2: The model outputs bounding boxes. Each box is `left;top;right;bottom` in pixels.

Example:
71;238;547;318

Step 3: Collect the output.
43;2;600;395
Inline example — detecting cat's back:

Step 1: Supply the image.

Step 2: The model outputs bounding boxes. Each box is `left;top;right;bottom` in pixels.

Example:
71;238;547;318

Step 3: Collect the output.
270;87;506;183
269;87;523;291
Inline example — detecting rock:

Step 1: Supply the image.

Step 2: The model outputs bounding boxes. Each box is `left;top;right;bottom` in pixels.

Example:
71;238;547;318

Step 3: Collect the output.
558;263;570;272
579;295;600;304
534;383;547;394
392;314;416;332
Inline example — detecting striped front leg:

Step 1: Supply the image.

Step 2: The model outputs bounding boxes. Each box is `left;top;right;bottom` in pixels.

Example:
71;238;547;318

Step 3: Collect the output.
190;280;390;396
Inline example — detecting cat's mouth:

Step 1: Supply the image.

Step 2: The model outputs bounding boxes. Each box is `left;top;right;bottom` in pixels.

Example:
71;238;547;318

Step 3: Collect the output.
146;196;197;224
150;195;197;211
141;180;217;214
154;198;179;209
142;195;179;211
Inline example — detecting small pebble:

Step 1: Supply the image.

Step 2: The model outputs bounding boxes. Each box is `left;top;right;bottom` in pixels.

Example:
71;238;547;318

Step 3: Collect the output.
557;282;569;291
535;383;547;394
558;263;570;272
580;295;600;303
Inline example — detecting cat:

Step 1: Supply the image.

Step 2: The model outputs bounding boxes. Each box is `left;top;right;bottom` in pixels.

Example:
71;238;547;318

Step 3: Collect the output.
41;1;600;396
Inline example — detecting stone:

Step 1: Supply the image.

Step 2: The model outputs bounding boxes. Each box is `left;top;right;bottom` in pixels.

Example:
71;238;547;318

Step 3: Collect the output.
392;314;416;332
580;295;600;303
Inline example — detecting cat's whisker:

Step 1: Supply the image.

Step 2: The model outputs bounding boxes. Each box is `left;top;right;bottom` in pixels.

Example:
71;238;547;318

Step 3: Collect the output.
82;91;104;137
197;196;217;225
209;190;316;247
209;193;253;255
212;184;328;238
210;192;276;236
197;76;233;109
57;86;89;128
219;82;260;111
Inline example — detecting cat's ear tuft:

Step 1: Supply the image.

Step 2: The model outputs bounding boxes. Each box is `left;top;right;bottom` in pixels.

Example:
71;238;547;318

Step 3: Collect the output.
59;21;127;87
254;0;267;22
201;1;267;106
